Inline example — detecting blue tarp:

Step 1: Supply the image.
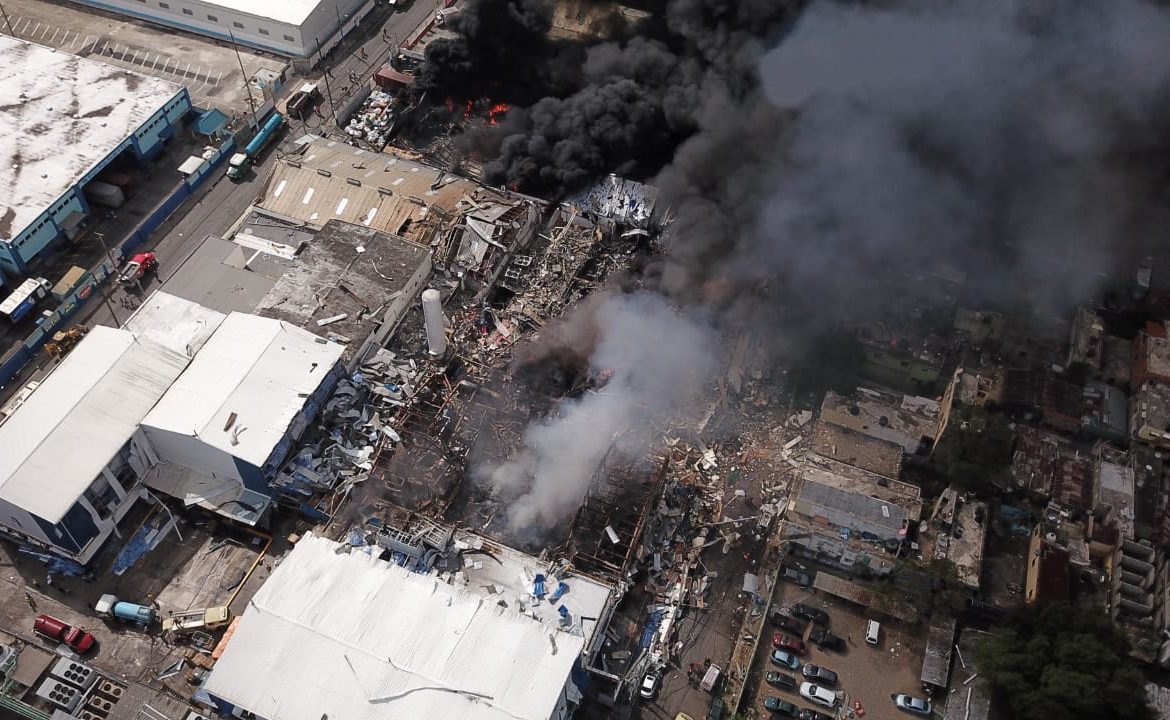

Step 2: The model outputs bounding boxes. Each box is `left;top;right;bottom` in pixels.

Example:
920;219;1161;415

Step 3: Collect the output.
639;609;666;649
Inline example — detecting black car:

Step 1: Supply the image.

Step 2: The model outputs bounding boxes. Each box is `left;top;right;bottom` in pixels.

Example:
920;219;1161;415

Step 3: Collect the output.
801;664;839;686
792;603;830;627
770;611;808;636
797;709;836;720
809;627;846;652
766;671;798;692
780;564;812;587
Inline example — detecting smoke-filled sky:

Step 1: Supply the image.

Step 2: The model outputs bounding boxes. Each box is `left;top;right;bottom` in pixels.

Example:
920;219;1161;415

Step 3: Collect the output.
434;0;1170;536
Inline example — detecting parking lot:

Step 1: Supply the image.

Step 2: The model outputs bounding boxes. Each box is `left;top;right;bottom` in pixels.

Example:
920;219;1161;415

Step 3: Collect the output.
745;575;926;720
0;0;287;111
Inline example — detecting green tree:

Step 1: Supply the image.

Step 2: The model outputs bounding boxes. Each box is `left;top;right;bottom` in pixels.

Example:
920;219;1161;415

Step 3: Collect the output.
976;603;1153;720
931;406;1014;494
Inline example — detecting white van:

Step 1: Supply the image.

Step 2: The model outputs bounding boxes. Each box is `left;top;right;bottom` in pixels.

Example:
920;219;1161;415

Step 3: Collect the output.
865;619;881;645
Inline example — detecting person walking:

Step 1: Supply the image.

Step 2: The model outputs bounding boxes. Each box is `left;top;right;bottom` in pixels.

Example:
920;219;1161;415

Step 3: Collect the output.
24;592;36;611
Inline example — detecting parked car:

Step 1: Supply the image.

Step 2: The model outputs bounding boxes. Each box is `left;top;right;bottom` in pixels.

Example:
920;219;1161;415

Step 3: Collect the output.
801;664;839;686
800;683;840;709
764;696;800;717
792;603;830;627
770;611;808;636
892;694;932;716
796;709;835;720
765;671;798;692
675;715;696;720
640;669;661;699
809;627;846;652
770;649;801;670
773;633;808;655
707;697;725;720
33;614;95;653
780;564;811;587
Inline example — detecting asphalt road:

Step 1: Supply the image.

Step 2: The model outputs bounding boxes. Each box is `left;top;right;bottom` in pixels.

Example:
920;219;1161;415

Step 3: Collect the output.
80;2;440;328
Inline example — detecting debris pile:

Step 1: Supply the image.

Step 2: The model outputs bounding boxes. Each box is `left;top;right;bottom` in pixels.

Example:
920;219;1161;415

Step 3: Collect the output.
344;90;399;149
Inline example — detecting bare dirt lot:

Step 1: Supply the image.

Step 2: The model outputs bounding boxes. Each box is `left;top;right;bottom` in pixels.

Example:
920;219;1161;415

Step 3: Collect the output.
745;576;926;720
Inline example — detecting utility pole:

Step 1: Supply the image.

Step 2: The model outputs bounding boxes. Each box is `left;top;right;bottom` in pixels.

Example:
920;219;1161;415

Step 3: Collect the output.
228;29;259;129
316;35;339;126
93;232;122;328
0;3;15;36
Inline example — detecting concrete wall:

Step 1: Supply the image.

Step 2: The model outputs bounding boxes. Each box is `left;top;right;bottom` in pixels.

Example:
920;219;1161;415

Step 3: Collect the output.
67;0;369;58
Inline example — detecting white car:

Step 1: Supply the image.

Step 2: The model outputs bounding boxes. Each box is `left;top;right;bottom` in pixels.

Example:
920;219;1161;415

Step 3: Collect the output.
640;669;661;700
800;682;840;708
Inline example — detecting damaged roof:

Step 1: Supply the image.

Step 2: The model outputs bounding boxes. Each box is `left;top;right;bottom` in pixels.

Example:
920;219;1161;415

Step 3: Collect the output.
809;419;903;479
262;139;512;244
205;532;604;720
142;313;345;468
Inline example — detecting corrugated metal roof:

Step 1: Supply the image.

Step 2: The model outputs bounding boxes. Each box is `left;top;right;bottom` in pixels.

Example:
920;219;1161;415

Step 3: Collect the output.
142;313;344;467
0;326;189;522
259;141;502;243
204;533;588;720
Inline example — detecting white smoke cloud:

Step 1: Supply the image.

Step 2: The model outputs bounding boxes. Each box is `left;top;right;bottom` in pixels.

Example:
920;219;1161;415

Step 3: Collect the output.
480;291;715;533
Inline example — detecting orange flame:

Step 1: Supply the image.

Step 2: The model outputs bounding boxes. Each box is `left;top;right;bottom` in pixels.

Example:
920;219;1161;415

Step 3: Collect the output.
488;102;509;126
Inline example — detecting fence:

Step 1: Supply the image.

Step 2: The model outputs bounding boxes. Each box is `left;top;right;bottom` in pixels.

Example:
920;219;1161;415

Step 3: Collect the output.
0;138;237;389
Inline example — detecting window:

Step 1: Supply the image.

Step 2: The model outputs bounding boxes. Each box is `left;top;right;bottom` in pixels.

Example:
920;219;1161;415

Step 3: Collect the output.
283;34;295;42
207;13;218;21
182;7;193;15
233;20;244;28
258;27;269;35
159;1;169;7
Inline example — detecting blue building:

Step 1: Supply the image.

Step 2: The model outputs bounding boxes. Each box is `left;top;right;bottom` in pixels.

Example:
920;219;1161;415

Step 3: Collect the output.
0;36;192;278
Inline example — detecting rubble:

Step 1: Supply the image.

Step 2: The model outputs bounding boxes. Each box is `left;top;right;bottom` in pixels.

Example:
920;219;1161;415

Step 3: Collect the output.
343;89;400;149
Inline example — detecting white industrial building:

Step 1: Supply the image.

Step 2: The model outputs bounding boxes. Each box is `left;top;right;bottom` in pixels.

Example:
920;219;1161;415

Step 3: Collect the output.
67;0;374;61
142;307;345;524
0;36;190;278
0;293;344;562
204;532;613;720
0;327;190;564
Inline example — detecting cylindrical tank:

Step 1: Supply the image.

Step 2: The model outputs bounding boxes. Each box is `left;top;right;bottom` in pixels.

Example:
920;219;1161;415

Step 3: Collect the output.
421;289;447;356
113;601;156;625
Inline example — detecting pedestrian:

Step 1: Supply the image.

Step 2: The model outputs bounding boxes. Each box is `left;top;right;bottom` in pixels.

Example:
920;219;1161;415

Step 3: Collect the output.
24;592;35;611
848;633;854;645
704;657;711;668
358;47;367;60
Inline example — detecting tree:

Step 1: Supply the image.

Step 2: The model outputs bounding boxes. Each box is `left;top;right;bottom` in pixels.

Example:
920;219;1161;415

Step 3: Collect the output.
931;406;1014;495
976;602;1153;720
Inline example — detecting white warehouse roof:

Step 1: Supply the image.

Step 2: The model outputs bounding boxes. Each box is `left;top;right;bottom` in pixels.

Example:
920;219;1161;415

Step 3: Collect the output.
195;0;329;26
142;313;343;467
0;36;183;242
0;326;189;522
205;533;593;720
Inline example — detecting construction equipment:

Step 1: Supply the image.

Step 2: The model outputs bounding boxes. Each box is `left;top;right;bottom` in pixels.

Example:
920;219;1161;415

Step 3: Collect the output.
44;325;87;357
161;606;231;634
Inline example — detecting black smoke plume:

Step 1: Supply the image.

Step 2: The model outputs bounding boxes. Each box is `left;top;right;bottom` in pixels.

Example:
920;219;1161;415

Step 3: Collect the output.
437;0;1170;536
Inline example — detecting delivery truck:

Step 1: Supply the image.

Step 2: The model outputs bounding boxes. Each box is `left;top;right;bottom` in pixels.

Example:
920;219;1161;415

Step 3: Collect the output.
0;277;51;323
